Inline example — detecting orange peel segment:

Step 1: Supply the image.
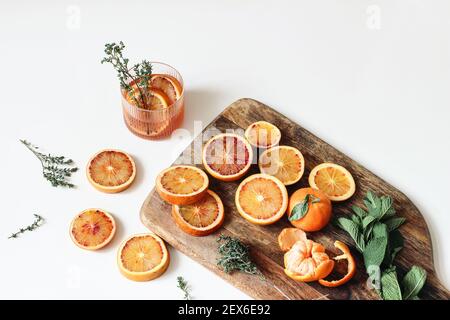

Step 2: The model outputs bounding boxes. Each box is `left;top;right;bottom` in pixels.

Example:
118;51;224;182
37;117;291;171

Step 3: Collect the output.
318;240;356;287
278;228;307;252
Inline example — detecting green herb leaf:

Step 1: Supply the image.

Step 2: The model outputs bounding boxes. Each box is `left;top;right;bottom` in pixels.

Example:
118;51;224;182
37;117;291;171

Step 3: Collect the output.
402;266;427;300
372;223;388;239
385;217;406;232
363;236;387;270
8;214;45;239
362;215;376;229
383;229;404;267
177;276;192;300
289;194;320;222
381;267;402;300
335;217;365;253
352;205;368;218
20;140;78;188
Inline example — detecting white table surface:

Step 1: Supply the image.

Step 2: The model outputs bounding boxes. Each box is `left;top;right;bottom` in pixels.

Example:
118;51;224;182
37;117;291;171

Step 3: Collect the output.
1;0;449;299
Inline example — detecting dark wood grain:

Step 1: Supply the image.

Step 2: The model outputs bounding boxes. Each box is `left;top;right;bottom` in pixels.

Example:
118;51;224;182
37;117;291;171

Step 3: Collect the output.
140;98;449;300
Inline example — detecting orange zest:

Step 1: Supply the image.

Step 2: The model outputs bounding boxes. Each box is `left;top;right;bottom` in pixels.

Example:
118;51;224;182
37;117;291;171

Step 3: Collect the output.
318;240;356;287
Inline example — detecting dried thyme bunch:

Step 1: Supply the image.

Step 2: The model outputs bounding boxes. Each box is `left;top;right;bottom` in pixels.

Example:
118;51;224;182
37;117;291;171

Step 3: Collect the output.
101;41;153;109
177;276;192;300
216;234;263;278
20;140;78;188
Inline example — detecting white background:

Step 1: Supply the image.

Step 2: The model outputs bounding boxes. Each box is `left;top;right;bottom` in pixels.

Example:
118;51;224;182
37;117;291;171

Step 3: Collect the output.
1;0;449;299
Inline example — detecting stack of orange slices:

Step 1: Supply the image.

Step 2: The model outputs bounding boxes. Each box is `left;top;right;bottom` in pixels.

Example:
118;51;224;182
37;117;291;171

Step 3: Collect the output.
156;165;225;236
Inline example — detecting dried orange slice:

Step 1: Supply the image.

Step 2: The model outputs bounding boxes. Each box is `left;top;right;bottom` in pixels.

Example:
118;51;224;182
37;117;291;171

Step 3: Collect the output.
319;241;356;287
284;238;334;282
235;173;288;225
70;209;116;250
172;190;224;236
150;74;182;105
259;146;305;185
117;233;170;281
87;149;136;193
244;121;281;149
156;165;209;205
309;163;356;201
202;133;253;182
124;87;170;110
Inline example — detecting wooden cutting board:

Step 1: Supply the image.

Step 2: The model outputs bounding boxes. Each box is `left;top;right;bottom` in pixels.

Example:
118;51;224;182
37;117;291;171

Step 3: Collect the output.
140;98;449;300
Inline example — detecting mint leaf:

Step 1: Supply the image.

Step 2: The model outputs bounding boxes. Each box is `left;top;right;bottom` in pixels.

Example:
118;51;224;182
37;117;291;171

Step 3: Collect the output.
363;236;387;270
402;266;427;300
352;205;367;218
385;217;406;232
362;215;376;229
384;229;404;267
372;223;388;239
381;267;402;300
336;217;365;253
289;194;320;222
380;196;395;219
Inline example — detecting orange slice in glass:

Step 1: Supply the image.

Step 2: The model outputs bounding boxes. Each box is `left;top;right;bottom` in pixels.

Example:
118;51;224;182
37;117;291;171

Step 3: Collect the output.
70;208;116;250
117;233;170;281
172;190;224;236
156;165;209;205
150;74;182;105
87;149;136;193
235;173;288;225
244;121;281;149
259;146;305;185
202;133;253;182
308;163;356;201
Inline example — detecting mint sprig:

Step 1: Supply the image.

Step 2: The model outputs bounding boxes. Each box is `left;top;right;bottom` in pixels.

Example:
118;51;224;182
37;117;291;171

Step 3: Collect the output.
335;190;427;300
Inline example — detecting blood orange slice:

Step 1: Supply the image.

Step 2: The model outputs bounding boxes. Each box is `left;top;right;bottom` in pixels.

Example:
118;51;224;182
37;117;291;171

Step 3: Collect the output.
244;121;281;149
172;190;224;236
87;149;136;193
202;133;253;182
308;163;356;201
235;173;288;225
117;233;170;281
70;208;116;250
150;74;182;105
259;146;305;185
156;165;209;205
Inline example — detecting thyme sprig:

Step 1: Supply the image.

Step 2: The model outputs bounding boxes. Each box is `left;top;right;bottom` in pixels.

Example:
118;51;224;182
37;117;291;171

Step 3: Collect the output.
9;214;45;239
20;140;78;188
177;276;192;300
216;235;263;278
101;41;153;109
